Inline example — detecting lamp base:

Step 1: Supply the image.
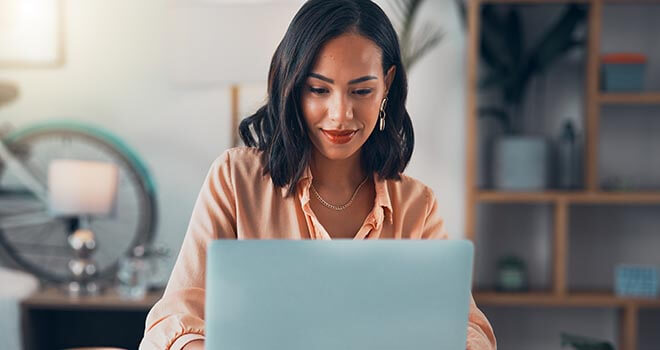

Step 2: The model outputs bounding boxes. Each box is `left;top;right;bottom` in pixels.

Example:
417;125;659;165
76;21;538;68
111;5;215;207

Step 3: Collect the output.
66;226;101;296
65;280;101;296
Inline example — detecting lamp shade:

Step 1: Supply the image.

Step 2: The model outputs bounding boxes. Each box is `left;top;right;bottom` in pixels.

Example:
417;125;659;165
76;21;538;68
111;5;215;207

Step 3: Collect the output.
48;159;119;216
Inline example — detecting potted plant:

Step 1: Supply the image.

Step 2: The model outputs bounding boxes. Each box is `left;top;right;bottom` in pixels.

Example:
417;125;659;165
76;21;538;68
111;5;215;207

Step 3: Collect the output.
390;0;444;72
457;2;587;190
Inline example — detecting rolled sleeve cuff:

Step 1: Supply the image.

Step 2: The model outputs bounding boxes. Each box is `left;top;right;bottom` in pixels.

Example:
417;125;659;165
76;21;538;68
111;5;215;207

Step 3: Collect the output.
170;333;205;350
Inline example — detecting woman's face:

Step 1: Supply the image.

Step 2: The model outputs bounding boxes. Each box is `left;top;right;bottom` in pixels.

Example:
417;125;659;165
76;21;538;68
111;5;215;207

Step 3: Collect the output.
301;33;395;161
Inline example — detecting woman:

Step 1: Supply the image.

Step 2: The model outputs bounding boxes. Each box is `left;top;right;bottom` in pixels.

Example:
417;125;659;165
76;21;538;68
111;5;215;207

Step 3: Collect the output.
141;1;496;349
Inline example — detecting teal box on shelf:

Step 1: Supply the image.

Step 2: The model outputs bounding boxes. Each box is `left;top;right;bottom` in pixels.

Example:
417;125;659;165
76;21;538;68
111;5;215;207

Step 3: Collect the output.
615;264;659;298
601;53;647;92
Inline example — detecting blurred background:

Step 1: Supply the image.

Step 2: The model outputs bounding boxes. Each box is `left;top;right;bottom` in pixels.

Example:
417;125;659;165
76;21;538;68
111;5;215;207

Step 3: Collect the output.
0;0;659;349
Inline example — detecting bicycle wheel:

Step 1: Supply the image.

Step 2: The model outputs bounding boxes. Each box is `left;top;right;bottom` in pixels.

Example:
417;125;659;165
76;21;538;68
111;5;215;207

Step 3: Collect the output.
0;121;157;283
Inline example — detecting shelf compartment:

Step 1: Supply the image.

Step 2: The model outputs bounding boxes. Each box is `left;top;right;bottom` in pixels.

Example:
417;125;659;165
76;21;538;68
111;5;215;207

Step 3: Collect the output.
568;204;660;295
474;203;556;292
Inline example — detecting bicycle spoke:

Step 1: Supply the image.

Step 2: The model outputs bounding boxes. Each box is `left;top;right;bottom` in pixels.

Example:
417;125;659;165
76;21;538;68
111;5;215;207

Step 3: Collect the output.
14;242;71;256
0;212;57;230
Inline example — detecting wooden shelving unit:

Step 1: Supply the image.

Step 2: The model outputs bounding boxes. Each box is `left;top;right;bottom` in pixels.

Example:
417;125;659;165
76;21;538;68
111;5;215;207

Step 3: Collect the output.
475;291;660;308
465;0;660;349
476;191;660;204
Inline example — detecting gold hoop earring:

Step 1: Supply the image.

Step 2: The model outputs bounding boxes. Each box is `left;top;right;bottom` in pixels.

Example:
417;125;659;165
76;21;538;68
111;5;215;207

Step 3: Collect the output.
379;97;387;131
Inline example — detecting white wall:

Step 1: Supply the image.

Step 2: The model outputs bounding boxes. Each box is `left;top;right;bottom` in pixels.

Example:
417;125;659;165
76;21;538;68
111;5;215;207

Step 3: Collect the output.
0;0;467;282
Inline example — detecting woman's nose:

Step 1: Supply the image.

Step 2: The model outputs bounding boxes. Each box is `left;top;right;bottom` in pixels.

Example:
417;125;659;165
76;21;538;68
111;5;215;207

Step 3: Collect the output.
328;93;353;123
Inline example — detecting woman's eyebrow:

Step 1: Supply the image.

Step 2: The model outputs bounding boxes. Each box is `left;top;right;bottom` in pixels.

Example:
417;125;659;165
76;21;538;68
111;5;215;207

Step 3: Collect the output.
308;73;378;85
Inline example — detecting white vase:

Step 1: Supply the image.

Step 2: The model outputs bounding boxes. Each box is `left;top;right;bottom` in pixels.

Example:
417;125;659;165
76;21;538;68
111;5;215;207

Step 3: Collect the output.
493;136;550;191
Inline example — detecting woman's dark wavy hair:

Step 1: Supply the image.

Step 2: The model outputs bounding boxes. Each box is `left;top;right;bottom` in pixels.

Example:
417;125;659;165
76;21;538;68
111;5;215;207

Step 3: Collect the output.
239;0;414;196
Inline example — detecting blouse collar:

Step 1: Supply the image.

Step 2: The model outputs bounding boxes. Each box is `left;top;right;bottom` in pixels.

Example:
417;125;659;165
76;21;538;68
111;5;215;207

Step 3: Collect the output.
280;165;393;225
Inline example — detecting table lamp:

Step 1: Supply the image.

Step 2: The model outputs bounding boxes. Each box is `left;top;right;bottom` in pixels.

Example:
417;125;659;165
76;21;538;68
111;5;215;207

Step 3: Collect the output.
48;159;119;295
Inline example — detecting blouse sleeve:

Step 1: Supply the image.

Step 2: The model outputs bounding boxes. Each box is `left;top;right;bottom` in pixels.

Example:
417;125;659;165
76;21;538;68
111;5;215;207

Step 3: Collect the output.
421;187;497;350
140;151;237;350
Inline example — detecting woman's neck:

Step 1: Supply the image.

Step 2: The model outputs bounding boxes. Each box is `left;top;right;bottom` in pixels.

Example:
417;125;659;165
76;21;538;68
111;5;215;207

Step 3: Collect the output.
310;150;367;191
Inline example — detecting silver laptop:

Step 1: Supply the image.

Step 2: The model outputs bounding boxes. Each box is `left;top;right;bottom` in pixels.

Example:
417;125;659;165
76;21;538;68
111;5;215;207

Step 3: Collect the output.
206;240;474;350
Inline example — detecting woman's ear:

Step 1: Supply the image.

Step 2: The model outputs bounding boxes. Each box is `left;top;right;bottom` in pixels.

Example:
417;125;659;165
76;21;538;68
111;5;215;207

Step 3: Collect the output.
384;65;396;95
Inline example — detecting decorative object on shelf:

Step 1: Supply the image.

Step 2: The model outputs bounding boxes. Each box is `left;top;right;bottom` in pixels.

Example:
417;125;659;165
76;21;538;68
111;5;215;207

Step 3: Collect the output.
614;264;659;298
389;0;443;72
496;255;528;292
601;53;647;92
557;119;581;189
493;136;549;191
117;244;169;300
49;159;119;295
561;333;614;350
117;245;150;300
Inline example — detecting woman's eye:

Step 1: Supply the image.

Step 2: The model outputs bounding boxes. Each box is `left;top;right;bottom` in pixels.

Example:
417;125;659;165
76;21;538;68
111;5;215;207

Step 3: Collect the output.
354;89;372;96
309;87;328;95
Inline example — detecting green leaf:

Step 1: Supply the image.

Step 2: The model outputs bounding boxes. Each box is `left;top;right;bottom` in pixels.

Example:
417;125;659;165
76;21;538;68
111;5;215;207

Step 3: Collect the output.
406;24;444;69
504;5;586;105
391;0;443;71
480;5;516;71
528;5;587;74
505;8;523;67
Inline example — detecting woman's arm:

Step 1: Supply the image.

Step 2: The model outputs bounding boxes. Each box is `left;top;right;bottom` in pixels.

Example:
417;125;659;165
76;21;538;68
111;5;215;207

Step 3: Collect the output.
140;152;238;350
421;187;497;350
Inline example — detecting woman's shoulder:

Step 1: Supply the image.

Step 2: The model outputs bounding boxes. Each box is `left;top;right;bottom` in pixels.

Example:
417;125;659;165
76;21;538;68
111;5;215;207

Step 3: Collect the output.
211;146;268;183
218;146;264;165
385;172;436;205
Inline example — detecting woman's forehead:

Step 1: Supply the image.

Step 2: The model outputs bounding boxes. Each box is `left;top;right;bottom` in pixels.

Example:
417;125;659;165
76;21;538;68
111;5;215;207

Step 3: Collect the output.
310;33;383;81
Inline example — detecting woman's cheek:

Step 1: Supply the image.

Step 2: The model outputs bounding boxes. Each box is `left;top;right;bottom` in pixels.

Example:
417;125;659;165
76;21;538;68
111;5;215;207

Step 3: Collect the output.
302;98;325;125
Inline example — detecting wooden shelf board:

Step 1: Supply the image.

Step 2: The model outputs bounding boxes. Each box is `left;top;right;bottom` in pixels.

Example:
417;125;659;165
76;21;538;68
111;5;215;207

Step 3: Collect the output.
600;92;660;105
480;0;590;4
604;0;660;4
21;286;163;311
474;291;660;308
481;0;660;4
569;192;660;203
477;191;568;202
476;190;660;204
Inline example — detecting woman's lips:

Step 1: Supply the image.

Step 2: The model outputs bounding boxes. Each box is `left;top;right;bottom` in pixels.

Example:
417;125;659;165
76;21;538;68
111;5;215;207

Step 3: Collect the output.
321;129;357;144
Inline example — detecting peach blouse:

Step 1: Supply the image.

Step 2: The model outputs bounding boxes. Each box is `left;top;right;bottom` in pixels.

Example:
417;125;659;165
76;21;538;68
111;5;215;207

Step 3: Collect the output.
140;147;496;350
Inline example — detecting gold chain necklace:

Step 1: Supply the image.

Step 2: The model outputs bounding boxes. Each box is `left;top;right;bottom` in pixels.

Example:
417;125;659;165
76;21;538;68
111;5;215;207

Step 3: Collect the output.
310;175;369;211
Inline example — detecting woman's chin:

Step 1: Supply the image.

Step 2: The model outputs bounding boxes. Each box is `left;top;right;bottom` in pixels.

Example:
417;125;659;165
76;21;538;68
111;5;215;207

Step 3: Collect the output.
316;144;361;161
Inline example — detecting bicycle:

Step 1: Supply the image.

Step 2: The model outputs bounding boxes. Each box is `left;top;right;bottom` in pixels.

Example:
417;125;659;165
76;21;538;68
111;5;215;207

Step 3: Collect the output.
0;120;158;285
